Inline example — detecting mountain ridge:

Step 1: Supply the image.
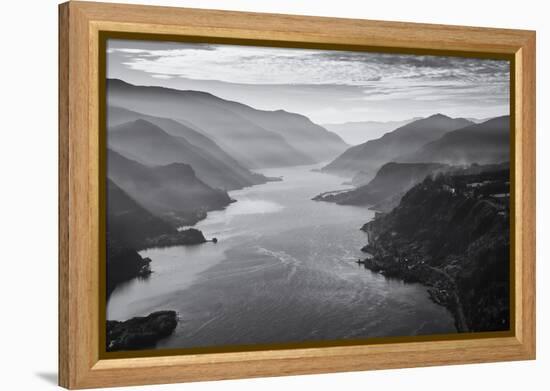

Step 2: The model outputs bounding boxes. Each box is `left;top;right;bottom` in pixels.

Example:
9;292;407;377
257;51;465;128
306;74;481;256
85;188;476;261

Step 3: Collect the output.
313;162;448;210
397;115;510;165
107;79;347;168
108;116;270;190
107;148;233;226
321;114;473;178
323;117;421;145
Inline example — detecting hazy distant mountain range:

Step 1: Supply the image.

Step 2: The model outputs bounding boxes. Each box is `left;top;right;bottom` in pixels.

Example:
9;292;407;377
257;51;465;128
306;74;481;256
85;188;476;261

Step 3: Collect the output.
106;78;510;235
106;79;350;234
315;114;510;213
323;116;495;146
108;110;269;191
397;116;510;165
323;118;421;145
107;107;266;187
107;79;348;169
105;79;351;294
107;148;233;226
106;78;510;236
322;114;474;178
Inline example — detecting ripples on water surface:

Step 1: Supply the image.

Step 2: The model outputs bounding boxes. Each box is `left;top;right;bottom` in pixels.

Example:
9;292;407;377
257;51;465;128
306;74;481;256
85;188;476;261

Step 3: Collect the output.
107;164;456;349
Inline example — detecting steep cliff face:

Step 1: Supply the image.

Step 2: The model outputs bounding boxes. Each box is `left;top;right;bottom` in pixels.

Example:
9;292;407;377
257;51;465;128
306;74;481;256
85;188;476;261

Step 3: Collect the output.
361;166;510;332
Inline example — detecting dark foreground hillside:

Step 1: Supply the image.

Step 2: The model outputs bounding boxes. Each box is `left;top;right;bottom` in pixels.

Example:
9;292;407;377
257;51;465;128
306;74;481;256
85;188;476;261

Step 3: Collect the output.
106;179;208;297
361;166;510;332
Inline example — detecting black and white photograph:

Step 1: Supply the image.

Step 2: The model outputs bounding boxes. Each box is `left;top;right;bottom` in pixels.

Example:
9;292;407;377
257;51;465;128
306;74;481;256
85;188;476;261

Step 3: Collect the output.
105;39;511;352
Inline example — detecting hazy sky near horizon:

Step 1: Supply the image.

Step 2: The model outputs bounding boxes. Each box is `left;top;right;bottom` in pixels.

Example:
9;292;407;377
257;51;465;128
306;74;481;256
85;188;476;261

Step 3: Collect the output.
107;39;510;124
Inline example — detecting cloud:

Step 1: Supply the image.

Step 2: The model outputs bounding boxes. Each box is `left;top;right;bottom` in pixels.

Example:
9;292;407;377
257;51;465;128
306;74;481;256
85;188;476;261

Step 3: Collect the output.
151;74;174;79
106;39;510;123
108;41;506;85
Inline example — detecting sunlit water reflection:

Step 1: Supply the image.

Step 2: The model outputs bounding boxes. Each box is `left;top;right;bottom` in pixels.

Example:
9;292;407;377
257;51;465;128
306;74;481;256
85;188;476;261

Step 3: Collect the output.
107;164;455;349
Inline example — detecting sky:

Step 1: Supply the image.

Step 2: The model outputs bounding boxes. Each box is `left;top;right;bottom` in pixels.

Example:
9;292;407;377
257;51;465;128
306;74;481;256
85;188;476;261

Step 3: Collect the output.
107;39;510;124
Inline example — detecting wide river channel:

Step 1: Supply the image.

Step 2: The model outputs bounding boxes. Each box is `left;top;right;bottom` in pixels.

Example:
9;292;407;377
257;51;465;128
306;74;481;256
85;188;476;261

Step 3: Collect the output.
107;164;455;349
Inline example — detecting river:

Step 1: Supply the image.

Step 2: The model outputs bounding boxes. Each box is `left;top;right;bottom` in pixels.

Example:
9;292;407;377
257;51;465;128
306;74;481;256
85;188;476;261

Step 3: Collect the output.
107;164;455;349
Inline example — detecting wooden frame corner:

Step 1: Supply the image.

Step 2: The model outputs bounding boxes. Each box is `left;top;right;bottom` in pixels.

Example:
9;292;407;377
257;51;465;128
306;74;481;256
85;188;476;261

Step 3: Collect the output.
59;1;536;388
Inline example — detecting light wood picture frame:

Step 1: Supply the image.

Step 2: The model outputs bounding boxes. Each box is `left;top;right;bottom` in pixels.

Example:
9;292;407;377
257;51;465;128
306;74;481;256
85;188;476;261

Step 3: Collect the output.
59;1;536;389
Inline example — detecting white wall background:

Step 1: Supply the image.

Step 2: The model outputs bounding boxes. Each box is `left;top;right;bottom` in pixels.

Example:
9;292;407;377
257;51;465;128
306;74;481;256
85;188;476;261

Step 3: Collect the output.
1;0;547;389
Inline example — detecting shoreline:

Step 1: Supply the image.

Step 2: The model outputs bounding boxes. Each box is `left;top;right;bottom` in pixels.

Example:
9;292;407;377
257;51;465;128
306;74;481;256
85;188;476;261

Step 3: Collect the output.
360;224;469;332
108;165;457;349
354;165;511;334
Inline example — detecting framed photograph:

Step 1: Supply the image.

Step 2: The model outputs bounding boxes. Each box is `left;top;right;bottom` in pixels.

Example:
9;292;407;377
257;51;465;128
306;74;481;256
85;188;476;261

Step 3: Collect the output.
59;1;536;389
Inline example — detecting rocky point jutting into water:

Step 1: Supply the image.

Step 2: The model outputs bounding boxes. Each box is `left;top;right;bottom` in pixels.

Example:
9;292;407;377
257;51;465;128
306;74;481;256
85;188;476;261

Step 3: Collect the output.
107;178;208;249
107;178;209;297
313;162;448;212
360;164;510;332
107;311;178;352
106;242;152;298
